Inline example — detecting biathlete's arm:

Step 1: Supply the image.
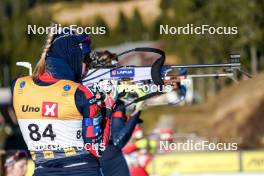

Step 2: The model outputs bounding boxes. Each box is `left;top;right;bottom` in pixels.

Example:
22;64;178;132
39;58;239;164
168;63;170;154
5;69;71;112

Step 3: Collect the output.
111;100;141;149
76;85;112;157
101;106;112;149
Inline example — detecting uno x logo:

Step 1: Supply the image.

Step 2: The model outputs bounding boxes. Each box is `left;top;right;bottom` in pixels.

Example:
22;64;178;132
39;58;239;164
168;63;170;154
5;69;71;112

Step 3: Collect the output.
42;102;58;118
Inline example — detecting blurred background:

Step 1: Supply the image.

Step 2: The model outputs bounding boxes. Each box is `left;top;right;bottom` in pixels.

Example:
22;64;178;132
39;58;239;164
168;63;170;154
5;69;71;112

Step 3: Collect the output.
1;0;264;175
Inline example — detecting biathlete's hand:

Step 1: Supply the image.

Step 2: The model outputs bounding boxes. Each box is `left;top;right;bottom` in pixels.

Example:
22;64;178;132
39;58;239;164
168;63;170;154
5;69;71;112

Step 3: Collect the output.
103;80;118;109
104;94;116;109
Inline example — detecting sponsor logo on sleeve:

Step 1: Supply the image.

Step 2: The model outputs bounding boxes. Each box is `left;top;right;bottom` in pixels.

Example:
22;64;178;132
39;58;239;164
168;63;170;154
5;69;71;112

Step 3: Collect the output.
89;97;97;104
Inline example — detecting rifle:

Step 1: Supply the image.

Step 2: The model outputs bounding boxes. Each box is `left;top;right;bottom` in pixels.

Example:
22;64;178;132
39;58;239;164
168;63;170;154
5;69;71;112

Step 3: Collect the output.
16;48;250;106
82;47;250;106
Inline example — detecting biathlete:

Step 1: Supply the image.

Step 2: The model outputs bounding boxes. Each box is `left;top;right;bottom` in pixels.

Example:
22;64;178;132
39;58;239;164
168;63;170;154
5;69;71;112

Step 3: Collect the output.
12;25;116;176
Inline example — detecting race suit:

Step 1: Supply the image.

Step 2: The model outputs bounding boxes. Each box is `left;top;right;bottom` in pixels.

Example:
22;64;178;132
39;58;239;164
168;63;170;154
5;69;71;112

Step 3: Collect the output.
12;73;111;176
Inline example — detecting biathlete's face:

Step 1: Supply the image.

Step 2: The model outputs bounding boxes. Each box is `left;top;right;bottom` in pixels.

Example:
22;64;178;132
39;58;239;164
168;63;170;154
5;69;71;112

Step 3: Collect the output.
82;63;89;77
81;53;92;78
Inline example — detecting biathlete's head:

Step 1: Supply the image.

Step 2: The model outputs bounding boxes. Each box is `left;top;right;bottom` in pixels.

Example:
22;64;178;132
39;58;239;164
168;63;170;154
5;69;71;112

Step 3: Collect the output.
32;23;92;83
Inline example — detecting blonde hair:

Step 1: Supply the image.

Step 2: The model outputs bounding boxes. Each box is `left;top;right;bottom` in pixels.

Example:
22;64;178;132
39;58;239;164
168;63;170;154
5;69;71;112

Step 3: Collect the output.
32;24;57;81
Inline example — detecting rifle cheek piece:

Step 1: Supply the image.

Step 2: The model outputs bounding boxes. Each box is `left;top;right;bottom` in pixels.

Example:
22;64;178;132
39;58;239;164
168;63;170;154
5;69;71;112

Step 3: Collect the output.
150;51;165;87
132;47;166;88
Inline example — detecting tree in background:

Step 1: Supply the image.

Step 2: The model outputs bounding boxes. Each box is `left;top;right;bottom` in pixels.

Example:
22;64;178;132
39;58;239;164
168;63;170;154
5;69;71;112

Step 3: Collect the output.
128;8;147;41
0;0;51;86
115;11;129;43
89;16;110;48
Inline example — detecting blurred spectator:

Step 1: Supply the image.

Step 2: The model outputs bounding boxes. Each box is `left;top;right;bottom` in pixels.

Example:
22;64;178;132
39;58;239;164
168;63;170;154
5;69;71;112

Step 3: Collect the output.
123;126;157;176
152;128;174;153
3;150;28;176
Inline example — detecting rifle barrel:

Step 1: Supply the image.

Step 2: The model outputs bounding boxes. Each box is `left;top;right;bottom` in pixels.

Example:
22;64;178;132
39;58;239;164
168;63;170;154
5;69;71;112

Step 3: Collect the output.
187;73;234;78
168;63;240;69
